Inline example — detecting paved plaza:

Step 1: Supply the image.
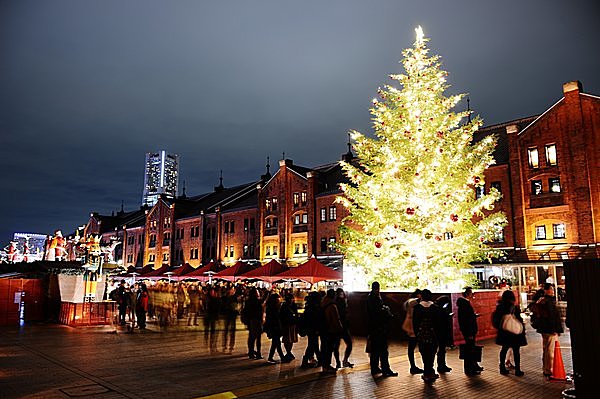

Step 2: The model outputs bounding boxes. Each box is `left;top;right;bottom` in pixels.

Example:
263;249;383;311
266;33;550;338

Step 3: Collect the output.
1;321;572;399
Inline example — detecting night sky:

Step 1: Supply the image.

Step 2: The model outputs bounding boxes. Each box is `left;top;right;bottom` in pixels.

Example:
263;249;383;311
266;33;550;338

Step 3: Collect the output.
1;0;599;244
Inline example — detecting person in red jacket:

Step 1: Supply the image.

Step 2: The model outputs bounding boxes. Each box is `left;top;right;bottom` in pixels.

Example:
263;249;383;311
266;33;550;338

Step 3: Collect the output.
136;283;149;330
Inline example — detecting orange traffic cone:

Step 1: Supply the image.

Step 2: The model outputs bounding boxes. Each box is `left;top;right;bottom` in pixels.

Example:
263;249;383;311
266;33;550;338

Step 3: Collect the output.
550;340;567;381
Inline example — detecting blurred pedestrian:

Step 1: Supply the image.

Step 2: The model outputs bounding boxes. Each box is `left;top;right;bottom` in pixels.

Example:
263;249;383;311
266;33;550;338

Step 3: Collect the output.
242;288;264;360
280;292;299;362
299;291;321;368
335;288;354;368
136;283;149;330
264;293;285;363
434;295;453;373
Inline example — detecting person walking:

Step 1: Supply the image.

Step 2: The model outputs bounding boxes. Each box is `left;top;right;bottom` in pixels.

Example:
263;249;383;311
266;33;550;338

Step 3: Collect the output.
532;283;563;378
413;289;441;382
335;288;354;368
280;292;299;362
402;289;424;374
457;287;483;375
264;293;285;364
492;290;526;377
366;281;398;377
135;283;149;330
187;284;200;326
321;289;343;373
242;287;264;360
221;286;239;354
299;291;321;368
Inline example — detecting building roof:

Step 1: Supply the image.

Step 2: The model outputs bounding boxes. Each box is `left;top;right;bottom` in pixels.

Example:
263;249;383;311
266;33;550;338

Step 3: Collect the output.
473;116;538;165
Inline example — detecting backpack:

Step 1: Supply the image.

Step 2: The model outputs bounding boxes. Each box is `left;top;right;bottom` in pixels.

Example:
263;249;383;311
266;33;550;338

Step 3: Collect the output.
416;307;437;345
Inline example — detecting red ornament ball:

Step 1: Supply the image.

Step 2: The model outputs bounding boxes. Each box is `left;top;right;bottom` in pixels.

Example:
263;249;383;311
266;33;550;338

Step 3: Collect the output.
406;207;415;215
473;176;481;184
437;131;444;138
450;214;459;222
375;242;382;248
435;236;442;241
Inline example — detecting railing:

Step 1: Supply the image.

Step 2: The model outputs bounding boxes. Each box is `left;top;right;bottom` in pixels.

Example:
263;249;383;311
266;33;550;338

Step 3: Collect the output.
59;301;115;326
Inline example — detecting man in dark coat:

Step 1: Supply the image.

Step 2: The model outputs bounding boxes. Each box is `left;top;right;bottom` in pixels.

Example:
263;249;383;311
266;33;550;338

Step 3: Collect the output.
457;287;482;375
366;281;397;377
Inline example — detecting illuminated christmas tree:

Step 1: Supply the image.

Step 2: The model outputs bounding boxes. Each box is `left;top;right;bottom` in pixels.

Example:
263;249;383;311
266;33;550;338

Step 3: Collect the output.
338;27;506;289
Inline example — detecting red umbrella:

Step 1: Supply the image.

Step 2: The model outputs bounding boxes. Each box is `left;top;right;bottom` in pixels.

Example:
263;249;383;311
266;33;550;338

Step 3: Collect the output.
275;257;342;284
239;259;288;283
185;261;220;281
171;263;196;278
213;261;254;282
142;264;170;277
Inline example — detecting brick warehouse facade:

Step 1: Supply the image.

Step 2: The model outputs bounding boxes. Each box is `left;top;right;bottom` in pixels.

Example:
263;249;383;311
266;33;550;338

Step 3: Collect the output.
82;81;600;282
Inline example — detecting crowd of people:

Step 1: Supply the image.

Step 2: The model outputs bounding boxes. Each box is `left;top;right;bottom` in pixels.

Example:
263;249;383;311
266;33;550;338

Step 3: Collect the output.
108;280;355;371
108;279;565;382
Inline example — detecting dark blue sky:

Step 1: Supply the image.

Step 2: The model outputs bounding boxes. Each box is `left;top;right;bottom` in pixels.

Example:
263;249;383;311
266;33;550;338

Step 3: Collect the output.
1;0;599;244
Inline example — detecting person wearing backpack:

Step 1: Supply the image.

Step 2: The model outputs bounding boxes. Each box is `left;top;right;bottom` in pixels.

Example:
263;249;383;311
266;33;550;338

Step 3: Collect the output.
492;290;526;376
412;289;441;382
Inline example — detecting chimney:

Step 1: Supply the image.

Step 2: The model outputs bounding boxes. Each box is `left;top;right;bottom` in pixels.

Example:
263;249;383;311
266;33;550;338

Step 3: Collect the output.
563;80;582;95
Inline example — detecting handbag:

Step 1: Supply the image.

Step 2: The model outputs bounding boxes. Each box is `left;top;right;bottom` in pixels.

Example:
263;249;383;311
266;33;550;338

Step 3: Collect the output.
501;314;524;335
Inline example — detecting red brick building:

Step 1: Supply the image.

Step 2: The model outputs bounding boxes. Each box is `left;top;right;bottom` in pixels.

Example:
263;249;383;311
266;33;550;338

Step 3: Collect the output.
82;81;599;289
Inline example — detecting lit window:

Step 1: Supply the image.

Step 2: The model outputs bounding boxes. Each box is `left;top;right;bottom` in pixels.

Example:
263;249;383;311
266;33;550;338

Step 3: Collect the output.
531;180;543;195
272;246;278;255
535;225;546;240
293;193;299;207
301;192;307;206
302;243;307;253
265;199;271;212
272;198;278;211
302;213;308;224
266;246;271;256
475;186;484;199
320;208;327;222
243;244;249;257
230;246;234;258
149;254;156;262
329;206;337;221
294;215;300;225
553;223;566;239
163;253;169;261
545;144;557;166
224;247;229;257
549;177;561;193
294;244;300;254
266;218;272;228
328;237;336;252
528;147;539;168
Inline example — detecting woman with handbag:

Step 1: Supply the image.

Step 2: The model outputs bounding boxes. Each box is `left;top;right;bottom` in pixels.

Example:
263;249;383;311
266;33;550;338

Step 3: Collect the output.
492;290;527;376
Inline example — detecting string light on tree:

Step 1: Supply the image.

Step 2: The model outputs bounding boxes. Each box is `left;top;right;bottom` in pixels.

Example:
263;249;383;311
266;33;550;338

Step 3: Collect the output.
337;26;506;289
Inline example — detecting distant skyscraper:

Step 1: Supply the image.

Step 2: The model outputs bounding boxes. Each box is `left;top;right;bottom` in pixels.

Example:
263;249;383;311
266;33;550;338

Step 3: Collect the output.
142;150;179;207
